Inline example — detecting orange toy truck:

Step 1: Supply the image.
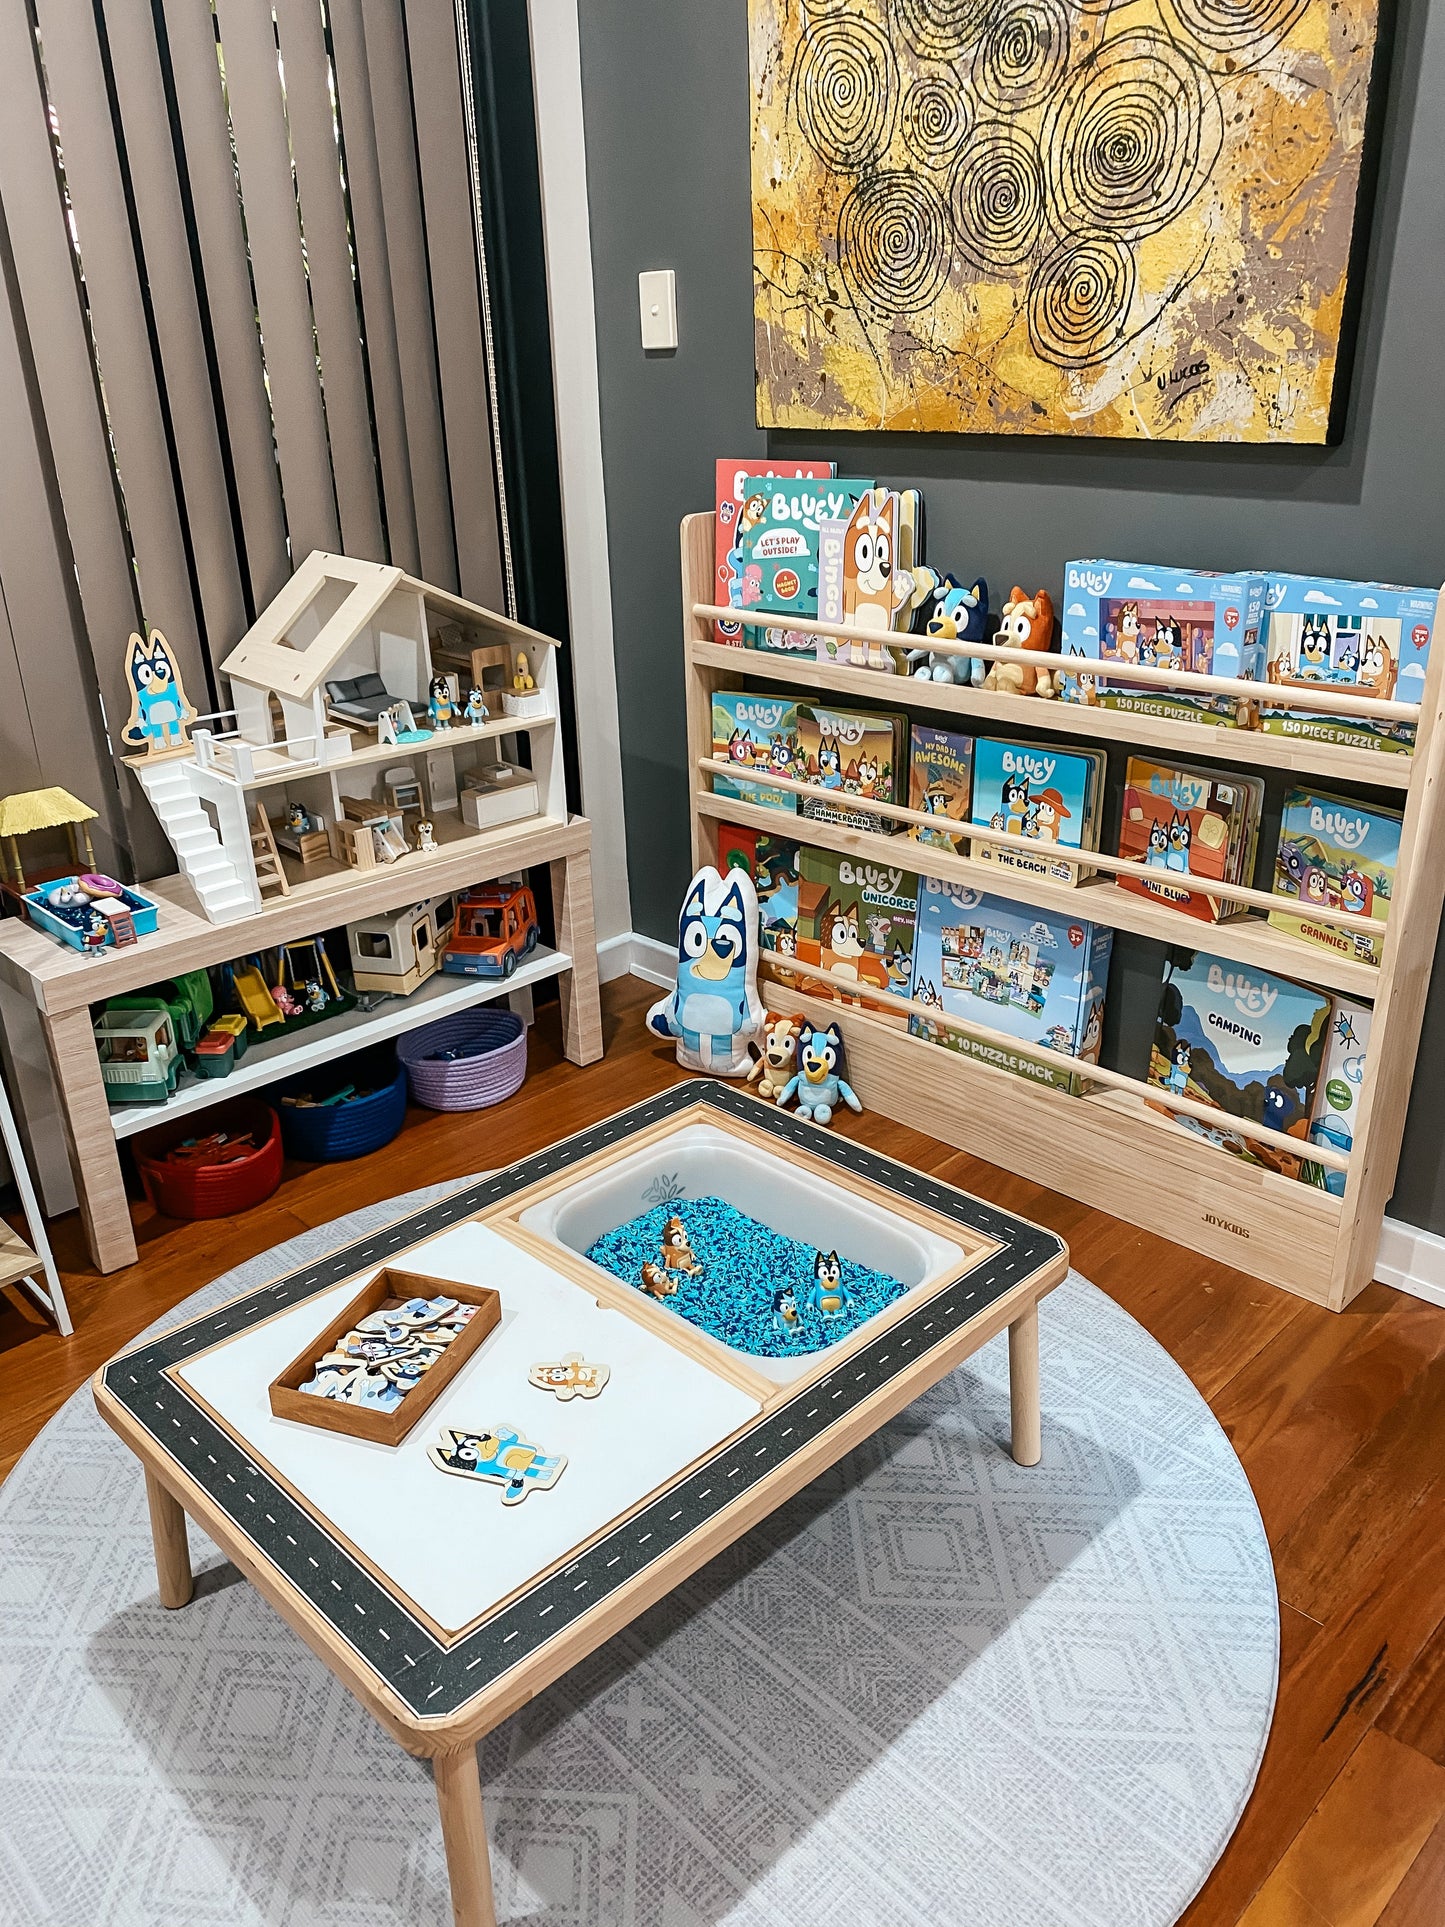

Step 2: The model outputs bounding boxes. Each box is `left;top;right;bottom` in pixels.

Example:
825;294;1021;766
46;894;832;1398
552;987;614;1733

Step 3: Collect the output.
441;881;540;979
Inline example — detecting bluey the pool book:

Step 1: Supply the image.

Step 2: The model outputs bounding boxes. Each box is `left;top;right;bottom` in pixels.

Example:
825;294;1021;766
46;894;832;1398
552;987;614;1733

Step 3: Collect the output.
969;737;1104;885
907;723;973;851
1268;787;1401;966
710;690;800;813
1116;757;1263;924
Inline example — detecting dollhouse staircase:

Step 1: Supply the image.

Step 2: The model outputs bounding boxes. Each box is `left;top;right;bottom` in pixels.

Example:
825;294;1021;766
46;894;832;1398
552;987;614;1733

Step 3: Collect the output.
250;805;290;899
132;763;254;923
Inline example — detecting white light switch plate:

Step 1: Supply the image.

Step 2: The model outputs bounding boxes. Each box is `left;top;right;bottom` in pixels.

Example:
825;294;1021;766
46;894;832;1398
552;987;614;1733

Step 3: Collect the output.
638;269;677;351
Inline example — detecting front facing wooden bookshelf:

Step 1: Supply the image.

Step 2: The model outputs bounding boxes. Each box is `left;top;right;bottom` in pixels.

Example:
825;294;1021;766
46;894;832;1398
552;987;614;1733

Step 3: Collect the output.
679;511;1445;1310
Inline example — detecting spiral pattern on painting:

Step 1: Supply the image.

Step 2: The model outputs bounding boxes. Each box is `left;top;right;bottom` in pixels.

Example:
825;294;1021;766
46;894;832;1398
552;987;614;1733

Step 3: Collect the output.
948;122;1044;271
1046;30;1223;240
838;170;952;315
789;13;899;173
890;0;993;63
901;74;972;169
1027;233;1137;368
973;0;1071;112
1168;0;1309;59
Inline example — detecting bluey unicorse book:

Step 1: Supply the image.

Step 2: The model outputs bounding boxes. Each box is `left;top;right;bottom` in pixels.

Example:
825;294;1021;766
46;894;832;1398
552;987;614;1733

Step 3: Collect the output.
730;476;875;654
1305;996;1373;1196
906;877;1112;1094
795;845;918;1024
794;700;906;835
1268;787;1401;966
907;724;973;851
1258;573;1437;753
1116;757;1263;923
969;738;1104;885
710;690;800;813
1148;951;1330;1177
713;459;835;646
717;822;802;960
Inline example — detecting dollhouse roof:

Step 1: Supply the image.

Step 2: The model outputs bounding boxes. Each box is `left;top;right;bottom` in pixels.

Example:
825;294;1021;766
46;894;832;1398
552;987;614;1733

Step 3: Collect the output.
0;788;98;836
219;551;556;701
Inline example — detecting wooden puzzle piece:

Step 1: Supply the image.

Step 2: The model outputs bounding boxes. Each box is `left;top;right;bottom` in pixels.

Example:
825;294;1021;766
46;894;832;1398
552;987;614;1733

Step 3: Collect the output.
528;1353;610;1401
427;1425;566;1504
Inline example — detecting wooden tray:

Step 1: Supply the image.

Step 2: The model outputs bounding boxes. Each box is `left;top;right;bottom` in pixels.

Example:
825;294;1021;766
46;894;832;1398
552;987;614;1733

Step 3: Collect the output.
268;1266;501;1445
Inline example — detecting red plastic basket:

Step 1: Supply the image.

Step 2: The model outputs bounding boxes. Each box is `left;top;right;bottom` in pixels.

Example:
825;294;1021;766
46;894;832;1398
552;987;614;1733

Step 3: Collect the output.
133;1097;284;1220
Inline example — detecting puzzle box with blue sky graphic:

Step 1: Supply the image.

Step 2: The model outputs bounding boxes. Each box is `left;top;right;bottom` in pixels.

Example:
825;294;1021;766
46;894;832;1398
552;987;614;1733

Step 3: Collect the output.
1260;573;1437;753
1061;559;1266;725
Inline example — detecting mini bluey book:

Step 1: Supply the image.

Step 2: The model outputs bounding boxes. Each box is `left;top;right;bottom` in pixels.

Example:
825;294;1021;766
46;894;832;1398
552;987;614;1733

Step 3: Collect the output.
907;877;1112;1093
1117;757;1262;923
908;724;973;851
714;459;835;646
796;845;919;1024
710;690;800;813
970;738;1104;885
1268;787;1401;966
794;700;906;835
1259;573;1437;754
732;476;875;653
1305;996;1373;1196
717;822;802;955
1148;951;1330;1177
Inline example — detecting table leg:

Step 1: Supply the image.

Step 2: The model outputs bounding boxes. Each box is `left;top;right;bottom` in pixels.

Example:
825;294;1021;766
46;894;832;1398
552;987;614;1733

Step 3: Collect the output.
434;1746;498;1927
41;1004;138;1272
145;1471;194;1607
1008;1303;1042;1468
550;847;603;1066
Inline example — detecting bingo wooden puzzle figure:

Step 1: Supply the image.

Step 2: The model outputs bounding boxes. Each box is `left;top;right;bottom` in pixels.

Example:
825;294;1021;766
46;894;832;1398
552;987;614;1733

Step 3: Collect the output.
94;1083;1064;1927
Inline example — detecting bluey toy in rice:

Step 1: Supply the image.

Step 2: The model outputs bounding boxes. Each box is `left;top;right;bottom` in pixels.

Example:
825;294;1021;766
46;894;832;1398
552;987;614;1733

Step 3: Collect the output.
778;1019;863;1127
647;864;765;1075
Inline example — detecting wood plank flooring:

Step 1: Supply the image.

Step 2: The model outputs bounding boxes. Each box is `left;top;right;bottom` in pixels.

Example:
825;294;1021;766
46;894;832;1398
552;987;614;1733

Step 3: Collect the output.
3;973;1443;1925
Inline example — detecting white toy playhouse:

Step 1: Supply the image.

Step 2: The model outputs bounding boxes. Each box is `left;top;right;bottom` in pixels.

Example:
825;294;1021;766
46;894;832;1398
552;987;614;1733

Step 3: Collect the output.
129;554;562;923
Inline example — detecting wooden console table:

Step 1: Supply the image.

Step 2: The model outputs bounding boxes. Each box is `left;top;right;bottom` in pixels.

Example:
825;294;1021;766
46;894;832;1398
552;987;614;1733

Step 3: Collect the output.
0;813;602;1273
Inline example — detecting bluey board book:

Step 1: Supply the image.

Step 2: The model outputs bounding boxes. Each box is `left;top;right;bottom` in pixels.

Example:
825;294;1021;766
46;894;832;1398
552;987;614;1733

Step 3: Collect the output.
1116;757;1263;924
1268;787;1400;966
713;459;835;646
969;738;1104;886
1148;952;1330;1178
794;700;906;835
710;690;800;813
717;822;803;960
815;487;923;675
1306;996;1373;1197
907;724;973;852
906;877;1113;1095
1060;559;1266;726
1258;573;1437;753
796;845;918;1024
731;476;875;654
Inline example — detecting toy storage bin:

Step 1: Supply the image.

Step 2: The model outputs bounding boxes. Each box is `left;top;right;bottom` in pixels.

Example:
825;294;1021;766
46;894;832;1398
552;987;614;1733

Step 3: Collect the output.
276;1044;407;1160
397;1007;527;1111
194;1032;235;1078
134;1098;283;1219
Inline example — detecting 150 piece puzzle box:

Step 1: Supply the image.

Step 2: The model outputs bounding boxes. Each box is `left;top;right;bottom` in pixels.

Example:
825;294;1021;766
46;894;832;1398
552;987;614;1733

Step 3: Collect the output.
1258;573;1437;753
1268;787;1401;966
970;737;1104;886
713;459;835;646
710;690;800;814
1061;560;1266;726
796;845;918;1024
907;878;1112;1094
1116;757;1264;924
1149;952;1330;1180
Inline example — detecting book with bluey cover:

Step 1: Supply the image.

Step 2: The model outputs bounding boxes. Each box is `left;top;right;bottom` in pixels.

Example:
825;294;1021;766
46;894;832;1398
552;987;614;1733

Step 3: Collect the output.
1268;787;1400;966
907;723;973;851
970;737;1104;885
1116;757;1263;923
795;845;918;1024
710;690;799;813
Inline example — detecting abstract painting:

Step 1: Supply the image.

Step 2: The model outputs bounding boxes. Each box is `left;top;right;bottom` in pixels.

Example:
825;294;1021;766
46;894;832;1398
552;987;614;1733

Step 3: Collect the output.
750;1;1383;441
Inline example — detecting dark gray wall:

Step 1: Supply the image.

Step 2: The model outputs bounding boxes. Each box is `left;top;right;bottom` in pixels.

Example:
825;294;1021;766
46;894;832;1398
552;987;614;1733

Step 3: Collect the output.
577;0;1445;1232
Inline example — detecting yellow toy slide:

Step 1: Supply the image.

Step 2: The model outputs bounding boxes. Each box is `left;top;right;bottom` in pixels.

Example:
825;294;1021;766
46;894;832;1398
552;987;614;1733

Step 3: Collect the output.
232;963;284;1031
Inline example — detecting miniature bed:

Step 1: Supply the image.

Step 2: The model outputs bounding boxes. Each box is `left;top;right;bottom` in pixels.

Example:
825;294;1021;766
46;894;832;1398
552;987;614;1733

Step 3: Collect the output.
94;1082;1067;1927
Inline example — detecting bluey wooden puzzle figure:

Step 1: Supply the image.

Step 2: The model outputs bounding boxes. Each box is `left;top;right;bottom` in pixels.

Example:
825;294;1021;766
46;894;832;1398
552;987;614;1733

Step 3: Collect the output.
647;863;765;1075
777;1019;863;1127
120;629;197;756
427;1424;565;1504
838;489;912;669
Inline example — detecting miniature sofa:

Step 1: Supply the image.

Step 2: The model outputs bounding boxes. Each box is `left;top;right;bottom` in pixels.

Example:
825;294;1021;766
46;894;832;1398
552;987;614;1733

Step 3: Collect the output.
324;674;396;725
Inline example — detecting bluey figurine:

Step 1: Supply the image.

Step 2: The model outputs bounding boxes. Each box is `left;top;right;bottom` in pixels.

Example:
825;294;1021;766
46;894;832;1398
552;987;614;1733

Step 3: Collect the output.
647;864;765;1075
428;674;459;730
808;1249;854;1321
464;685;490;727
120;629;197;755
907;576;989;686
777;1019;862;1127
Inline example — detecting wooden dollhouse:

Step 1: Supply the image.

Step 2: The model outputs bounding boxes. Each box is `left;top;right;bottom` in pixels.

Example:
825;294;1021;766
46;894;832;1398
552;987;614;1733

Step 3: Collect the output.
128;553;563;923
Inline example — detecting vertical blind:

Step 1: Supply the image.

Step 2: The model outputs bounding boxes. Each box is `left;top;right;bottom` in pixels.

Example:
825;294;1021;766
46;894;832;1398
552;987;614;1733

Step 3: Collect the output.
0;0;508;880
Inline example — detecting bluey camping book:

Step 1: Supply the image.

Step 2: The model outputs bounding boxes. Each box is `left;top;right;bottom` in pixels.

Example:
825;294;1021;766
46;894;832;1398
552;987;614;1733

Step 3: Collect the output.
1268;787;1401;966
1116;757;1263;923
969;738;1104;885
907;724;973;851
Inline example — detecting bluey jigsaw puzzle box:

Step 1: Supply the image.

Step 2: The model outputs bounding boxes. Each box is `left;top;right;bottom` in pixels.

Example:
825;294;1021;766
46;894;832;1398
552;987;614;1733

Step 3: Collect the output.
717;821;802;957
713;459;835;646
1061;559;1266;725
796;845;918;1024
1258;573;1437;753
1306;996;1373;1197
1268;787;1401;966
907;878;1112;1094
970;737;1104;886
1148;952;1330;1178
710;690;799;813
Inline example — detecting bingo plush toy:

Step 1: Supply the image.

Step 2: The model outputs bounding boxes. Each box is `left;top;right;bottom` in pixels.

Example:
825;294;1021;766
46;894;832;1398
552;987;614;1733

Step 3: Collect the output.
777;1019;863;1127
647;864;765;1076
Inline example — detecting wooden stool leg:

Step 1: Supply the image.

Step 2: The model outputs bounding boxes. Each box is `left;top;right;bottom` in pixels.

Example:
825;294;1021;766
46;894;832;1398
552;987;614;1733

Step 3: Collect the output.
144;1471;194;1607
435;1746;498;1927
1008;1303;1042;1468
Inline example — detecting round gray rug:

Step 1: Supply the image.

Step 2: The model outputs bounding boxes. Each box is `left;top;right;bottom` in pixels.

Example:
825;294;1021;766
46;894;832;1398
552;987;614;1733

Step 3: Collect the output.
0;1181;1277;1927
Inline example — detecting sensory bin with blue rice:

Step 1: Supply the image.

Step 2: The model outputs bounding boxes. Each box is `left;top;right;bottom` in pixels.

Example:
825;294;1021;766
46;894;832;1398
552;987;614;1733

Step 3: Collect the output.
584;1197;905;1357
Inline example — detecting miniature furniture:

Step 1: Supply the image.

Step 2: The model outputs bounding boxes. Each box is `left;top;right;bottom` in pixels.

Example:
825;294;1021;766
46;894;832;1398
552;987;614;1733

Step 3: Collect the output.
0;813;602;1271
0;1061;70;1334
0;788;98;892
347;893;456;996
324;673;400;727
249;806;290;899
680;512;1445;1311
93;1083;1066;1927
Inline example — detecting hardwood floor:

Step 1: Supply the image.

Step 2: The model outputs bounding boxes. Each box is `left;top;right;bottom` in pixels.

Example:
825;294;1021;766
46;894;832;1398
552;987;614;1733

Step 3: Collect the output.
4;972;1444;1925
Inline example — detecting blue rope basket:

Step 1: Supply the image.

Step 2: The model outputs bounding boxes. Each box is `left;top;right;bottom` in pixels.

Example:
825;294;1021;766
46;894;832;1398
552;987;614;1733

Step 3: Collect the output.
276;1044;407;1162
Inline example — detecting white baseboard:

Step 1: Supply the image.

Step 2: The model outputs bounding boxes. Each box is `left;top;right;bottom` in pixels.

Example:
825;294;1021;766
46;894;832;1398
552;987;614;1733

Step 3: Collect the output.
597;931;675;989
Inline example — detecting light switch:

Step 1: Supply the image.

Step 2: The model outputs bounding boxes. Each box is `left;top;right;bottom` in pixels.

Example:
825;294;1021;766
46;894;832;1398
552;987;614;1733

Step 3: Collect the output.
638;269;677;352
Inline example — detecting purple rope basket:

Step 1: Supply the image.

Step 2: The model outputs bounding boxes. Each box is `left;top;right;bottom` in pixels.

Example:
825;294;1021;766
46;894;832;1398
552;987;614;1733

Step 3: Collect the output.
397;1006;528;1112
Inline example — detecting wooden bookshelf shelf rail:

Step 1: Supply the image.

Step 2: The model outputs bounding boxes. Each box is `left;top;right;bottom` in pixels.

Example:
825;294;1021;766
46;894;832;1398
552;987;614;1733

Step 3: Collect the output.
681;511;1445;1310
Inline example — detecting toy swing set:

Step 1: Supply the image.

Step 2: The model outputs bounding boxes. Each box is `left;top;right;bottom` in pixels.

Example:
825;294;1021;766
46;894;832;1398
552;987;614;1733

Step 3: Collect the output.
219;939;353;1036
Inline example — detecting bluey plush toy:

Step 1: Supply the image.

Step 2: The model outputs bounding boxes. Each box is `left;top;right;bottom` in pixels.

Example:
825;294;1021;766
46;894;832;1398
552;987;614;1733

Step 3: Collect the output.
778;1019;863;1126
647;864;765;1076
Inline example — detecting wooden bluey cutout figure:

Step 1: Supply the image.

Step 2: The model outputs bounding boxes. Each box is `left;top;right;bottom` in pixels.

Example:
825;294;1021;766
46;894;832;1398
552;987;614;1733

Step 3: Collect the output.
647;863;765;1075
427;1424;566;1503
120;629;197;756
528;1353;610;1401
840;488;910;669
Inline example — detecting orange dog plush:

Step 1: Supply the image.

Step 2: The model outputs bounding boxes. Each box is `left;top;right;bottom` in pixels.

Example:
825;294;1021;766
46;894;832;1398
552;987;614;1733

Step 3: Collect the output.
984;587;1058;697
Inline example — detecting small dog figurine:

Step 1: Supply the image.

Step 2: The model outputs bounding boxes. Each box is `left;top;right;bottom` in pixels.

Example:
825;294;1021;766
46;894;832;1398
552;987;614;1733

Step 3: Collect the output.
640;1261;678;1298
464;686;489;727
659;1215;703;1275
